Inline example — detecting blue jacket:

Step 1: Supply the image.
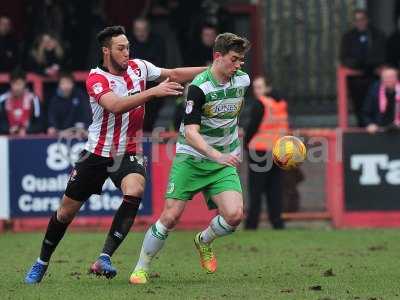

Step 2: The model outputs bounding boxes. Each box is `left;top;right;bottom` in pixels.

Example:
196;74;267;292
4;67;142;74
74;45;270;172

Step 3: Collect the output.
47;88;92;130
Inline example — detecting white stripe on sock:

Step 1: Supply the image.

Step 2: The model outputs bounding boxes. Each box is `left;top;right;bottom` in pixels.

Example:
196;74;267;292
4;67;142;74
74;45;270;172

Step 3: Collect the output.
37;258;49;265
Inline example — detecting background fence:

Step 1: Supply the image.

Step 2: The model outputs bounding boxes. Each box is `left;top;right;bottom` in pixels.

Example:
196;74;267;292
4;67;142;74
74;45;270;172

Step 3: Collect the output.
262;0;361;117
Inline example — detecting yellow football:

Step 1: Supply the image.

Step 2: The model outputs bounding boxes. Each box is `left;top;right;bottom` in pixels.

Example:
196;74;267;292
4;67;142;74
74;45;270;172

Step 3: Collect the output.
272;136;307;170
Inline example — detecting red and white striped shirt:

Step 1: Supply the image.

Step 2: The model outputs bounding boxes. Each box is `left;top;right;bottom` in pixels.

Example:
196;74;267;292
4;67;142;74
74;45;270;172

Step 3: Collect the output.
85;59;161;157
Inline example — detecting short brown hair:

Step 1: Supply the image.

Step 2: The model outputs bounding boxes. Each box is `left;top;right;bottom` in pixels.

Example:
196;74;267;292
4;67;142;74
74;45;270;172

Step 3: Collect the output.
213;32;251;55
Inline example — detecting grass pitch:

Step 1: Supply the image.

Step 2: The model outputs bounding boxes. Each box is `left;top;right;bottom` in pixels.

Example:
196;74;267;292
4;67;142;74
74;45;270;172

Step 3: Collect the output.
1;229;400;299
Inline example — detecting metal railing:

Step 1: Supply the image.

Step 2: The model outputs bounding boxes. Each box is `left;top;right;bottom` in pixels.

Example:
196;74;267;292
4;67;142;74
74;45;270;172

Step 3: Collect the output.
0;72;89;101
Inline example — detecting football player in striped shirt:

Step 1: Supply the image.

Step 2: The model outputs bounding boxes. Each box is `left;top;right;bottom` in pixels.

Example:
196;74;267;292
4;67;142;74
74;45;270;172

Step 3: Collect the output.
25;25;206;284
130;33;251;284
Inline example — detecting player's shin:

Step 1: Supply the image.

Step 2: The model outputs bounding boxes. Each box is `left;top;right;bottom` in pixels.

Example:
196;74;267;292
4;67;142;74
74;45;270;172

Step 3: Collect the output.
134;220;169;271
101;195;141;256
39;211;71;263
200;215;236;244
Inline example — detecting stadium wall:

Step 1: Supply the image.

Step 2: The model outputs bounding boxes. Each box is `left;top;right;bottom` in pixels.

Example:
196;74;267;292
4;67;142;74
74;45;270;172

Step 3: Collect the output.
2;137;215;232
2;129;400;230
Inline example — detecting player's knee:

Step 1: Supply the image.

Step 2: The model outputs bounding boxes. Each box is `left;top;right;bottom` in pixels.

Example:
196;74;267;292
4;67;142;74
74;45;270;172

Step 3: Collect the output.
57;207;76;223
223;207;243;227
160;211;180;229
123;183;145;198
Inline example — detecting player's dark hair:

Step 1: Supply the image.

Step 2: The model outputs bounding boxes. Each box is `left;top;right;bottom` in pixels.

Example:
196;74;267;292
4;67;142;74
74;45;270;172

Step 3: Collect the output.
97;26;126;48
213;32;251;55
10;69;26;82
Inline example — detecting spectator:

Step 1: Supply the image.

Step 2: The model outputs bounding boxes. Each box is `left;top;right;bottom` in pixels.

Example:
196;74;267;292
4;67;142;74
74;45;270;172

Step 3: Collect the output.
146;1;184;69
85;1;107;69
185;23;217;67
28;33;64;76
128;18;166;67
244;75;288;230
0;16;19;72
128;18;167;132
340;9;386;127
386;18;400;69
362;67;400;133
47;72;92;135
0;70;44;135
149;0;202;52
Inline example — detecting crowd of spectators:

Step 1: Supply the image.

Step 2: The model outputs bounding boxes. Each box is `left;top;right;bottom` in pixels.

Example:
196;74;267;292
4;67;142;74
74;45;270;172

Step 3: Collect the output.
340;9;400;130
2;4;399;138
0;0;232;135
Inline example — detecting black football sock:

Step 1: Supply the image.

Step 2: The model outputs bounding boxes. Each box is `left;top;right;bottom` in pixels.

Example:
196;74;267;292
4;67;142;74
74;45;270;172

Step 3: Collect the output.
101;196;141;257
39;212;71;263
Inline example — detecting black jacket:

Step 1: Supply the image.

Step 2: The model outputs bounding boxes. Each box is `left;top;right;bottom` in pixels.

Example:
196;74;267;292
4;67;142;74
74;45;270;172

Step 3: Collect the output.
386;31;400;68
185;43;213;67
0;34;20;72
47;88;92;130
28;49;64;75
340;27;386;73
128;34;166;67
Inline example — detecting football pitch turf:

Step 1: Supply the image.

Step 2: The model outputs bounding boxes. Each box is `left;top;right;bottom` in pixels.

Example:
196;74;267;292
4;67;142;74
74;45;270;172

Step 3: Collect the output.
1;229;400;299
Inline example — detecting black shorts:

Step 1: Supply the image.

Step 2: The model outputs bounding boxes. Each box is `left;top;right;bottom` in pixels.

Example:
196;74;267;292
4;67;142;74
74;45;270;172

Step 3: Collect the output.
65;150;147;202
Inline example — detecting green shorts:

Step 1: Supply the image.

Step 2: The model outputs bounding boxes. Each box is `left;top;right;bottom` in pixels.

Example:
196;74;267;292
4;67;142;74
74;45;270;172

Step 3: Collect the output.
165;154;242;210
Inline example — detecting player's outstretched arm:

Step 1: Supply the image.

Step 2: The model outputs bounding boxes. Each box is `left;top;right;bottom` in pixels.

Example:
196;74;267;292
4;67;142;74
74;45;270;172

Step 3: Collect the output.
99;78;183;114
160;67;207;83
185;124;241;167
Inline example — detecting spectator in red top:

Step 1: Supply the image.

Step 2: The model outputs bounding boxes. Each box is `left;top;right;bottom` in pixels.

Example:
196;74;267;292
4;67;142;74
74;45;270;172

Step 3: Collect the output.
0;70;44;135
